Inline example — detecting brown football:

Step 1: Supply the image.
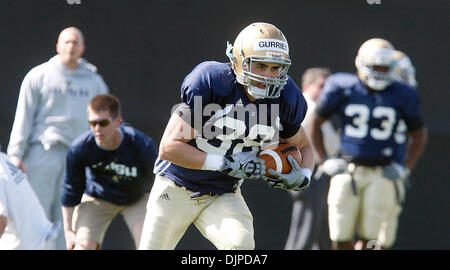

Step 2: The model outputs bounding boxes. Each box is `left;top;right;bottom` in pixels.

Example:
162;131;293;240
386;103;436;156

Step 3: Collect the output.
259;142;302;177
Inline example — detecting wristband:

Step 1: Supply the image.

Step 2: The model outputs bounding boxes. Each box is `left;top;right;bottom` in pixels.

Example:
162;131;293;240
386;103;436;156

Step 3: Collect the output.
300;168;312;180
201;154;224;171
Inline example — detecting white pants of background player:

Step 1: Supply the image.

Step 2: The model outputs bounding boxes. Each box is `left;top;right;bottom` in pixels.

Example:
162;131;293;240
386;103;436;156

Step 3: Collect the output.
327;164;405;249
22;143;68;249
139;175;254;250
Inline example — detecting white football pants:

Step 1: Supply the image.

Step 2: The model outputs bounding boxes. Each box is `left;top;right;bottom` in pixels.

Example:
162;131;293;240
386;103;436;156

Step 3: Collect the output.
139;175;255;250
327;164;405;248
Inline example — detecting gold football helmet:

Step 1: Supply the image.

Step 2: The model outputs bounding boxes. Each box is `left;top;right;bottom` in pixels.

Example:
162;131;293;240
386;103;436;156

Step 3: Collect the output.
226;22;291;99
393;50;417;88
355;38;396;91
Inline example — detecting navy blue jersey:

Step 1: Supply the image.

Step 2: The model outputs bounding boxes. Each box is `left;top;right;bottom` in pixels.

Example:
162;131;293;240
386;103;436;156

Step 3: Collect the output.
61;124;158;206
391;81;419;163
155;61;307;195
316;72;424;164
393;114;408;163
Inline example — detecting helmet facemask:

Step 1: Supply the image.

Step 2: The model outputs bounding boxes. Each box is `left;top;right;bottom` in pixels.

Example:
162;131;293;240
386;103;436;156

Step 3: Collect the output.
357;63;395;91
238;55;291;99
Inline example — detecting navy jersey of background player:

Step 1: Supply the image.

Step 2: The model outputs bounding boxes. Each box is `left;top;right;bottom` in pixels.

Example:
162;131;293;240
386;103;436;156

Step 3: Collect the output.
155;61;307;195
316;72;423;163
62;123;158;207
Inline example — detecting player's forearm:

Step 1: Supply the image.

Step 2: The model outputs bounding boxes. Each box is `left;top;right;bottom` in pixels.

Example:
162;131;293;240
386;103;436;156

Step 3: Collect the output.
310;115;328;163
159;113;209;170
61;206;75;232
159;139;207;170
298;143;315;172
405;127;428;171
281;126;315;173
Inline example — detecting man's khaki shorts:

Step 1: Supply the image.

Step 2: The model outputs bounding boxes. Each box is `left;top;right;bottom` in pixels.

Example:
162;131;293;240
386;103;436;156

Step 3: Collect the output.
73;193;149;246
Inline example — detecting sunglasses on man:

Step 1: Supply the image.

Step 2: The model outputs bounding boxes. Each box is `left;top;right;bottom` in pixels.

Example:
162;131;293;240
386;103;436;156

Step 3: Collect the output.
88;118;112;128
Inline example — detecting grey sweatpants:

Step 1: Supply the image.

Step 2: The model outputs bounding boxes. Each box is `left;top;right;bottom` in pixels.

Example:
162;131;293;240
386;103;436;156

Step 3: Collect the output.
23;143;68;250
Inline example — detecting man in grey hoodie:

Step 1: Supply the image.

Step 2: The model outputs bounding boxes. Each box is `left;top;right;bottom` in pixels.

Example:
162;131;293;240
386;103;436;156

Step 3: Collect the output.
7;27;109;249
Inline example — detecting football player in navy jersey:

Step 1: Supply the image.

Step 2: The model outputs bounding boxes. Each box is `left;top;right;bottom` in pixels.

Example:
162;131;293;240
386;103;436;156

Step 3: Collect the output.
139;22;314;250
392;50;417;89
358;49;419;250
391;50;418;166
310;39;428;250
61;94;158;250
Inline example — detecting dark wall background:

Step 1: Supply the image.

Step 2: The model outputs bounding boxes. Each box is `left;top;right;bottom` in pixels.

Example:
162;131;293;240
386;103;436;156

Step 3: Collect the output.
0;0;448;250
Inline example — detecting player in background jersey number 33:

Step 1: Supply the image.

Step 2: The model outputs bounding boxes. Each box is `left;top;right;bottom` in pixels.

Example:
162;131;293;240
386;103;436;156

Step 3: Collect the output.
311;38;427;250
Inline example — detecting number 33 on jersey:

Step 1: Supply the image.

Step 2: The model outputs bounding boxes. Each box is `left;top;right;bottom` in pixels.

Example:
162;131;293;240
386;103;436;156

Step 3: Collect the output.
316;72;423;160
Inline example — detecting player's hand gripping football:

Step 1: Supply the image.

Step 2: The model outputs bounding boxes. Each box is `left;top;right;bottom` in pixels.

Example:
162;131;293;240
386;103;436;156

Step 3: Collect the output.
262;155;310;191
219;150;265;180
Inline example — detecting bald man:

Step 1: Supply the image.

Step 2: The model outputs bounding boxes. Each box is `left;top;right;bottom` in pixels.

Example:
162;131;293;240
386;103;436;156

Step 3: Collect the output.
7;27;109;249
